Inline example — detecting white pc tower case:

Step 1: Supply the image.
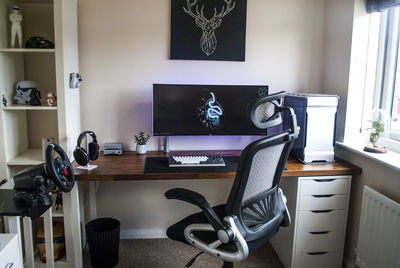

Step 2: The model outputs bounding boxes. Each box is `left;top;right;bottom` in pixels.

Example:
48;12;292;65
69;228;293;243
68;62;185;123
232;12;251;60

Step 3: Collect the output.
284;93;339;163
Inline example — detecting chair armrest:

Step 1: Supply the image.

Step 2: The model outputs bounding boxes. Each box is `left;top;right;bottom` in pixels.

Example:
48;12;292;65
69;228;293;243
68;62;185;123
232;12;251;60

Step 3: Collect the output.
165;188;226;231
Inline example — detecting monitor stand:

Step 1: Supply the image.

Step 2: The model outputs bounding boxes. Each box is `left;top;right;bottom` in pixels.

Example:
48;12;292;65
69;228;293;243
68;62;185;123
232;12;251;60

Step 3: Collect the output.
163;136;170;153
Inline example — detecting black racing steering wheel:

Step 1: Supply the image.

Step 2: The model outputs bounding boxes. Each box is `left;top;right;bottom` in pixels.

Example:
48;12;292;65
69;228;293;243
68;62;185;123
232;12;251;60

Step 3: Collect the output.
45;143;75;192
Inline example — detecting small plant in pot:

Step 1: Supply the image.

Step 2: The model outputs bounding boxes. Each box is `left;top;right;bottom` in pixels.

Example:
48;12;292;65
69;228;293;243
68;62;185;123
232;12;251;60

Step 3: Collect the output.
363;110;387;153
134;132;150;154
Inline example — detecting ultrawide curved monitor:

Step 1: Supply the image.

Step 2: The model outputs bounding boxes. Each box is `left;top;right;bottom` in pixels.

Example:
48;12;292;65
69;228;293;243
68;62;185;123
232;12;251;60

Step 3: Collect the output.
152;84;269;136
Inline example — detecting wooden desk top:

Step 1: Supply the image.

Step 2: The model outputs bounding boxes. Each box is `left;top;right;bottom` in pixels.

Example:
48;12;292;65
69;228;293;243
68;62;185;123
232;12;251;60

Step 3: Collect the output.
73;151;362;181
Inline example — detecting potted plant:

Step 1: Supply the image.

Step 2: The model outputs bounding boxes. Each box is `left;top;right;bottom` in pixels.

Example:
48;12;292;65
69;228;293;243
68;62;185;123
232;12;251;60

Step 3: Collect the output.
134;132;150;154
364;119;387;153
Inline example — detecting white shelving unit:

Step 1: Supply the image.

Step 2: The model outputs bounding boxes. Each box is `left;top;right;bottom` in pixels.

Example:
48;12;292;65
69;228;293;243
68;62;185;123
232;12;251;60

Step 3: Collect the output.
41;193;64;218
0;48;55;53
3;104;58;110
0;0;82;267
6;149;44;165
50;206;63;218
34;255;68;268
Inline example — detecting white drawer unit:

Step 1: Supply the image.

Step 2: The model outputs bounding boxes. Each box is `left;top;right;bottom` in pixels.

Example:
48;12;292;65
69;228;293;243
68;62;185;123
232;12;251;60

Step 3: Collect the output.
297;210;346;233
295;229;344;253
299;176;350;195
271;175;351;268
294;251;342;268
298;194;348;211
0;234;23;268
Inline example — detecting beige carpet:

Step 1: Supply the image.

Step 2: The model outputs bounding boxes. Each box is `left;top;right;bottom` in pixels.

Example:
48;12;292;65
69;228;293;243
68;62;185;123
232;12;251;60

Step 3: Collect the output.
84;239;284;268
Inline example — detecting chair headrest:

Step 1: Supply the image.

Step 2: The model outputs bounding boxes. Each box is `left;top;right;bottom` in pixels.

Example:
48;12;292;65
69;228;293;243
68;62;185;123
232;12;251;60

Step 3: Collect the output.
249;91;299;139
248;91;286;129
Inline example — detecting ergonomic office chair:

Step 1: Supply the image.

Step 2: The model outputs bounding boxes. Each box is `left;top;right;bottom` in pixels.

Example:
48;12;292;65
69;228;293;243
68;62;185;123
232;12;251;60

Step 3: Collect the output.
165;92;299;267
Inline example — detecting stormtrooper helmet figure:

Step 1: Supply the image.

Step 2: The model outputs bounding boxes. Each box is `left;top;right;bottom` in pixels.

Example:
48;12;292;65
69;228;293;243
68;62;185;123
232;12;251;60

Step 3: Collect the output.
14;80;37;105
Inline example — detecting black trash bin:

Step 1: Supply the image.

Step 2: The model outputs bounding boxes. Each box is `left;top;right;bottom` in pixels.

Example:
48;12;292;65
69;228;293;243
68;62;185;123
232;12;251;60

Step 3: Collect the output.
86;218;120;268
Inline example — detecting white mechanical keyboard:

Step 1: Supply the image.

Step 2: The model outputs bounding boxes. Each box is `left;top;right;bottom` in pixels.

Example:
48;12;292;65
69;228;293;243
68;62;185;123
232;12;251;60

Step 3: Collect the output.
168;155;226;167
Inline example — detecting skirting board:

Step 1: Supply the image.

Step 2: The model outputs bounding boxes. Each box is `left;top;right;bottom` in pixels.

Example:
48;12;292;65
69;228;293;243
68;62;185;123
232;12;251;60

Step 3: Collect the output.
120;229;167;239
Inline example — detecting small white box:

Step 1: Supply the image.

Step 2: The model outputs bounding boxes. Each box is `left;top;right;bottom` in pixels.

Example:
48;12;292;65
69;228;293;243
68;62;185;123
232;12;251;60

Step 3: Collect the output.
42;137;55;160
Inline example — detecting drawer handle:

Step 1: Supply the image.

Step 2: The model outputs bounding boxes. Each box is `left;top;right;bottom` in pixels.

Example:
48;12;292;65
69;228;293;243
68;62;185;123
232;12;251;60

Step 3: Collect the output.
312;194;334;198
313;179;336;182
311;210;333;213
309;231;331;235
307;252;328;255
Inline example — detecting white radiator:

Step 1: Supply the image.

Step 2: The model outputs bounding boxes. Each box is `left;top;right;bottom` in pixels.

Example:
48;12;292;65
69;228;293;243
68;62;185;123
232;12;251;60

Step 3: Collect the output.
356;186;400;268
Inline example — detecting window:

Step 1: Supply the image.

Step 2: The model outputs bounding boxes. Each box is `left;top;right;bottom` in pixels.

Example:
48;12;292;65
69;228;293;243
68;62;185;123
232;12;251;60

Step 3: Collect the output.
374;7;400;141
342;2;400;157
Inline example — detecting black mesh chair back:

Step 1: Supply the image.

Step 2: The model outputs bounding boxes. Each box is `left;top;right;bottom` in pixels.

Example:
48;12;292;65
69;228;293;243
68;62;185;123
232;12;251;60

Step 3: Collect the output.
165;91;299;267
225;92;298;241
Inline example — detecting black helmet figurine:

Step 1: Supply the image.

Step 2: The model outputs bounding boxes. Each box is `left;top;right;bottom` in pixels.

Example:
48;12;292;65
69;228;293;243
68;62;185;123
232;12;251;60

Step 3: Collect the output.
26;36;55;49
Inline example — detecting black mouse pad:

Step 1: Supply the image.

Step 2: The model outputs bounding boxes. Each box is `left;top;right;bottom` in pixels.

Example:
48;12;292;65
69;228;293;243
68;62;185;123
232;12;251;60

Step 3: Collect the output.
144;156;240;174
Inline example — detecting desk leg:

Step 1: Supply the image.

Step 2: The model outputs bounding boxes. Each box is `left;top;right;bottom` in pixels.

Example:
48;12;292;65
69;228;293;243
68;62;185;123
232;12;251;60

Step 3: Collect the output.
70;183;83;268
89;181;97;221
63;187;74;263
78;182;87;247
23;217;35;268
43;209;55;268
4;216;23;267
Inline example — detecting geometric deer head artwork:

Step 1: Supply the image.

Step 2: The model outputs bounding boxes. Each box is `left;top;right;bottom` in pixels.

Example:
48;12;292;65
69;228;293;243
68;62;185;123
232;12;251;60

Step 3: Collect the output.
183;0;236;56
170;0;247;61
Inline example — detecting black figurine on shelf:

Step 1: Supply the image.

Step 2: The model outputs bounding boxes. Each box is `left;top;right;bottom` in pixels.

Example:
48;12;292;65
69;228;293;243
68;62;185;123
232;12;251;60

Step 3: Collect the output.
55;190;63;210
30;90;41;106
2;94;7;107
26;36;55;49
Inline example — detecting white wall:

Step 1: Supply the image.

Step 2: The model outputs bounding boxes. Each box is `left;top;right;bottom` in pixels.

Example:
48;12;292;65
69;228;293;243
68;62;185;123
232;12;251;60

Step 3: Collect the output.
77;0;328;235
78;0;326;151
322;0;354;142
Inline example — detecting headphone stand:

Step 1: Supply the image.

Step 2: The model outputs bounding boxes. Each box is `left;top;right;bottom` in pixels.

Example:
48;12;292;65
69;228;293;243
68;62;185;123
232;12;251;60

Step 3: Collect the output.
76;133;98;171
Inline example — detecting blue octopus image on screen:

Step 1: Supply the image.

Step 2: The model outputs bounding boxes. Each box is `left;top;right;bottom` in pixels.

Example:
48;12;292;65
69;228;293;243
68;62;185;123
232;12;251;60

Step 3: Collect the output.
198;90;224;130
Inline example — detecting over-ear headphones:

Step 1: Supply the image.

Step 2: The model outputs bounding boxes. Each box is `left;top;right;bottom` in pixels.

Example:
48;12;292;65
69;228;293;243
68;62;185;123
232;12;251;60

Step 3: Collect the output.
73;131;99;166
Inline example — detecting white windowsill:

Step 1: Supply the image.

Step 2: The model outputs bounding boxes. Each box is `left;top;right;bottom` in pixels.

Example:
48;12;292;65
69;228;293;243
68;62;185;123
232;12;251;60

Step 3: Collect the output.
336;141;400;172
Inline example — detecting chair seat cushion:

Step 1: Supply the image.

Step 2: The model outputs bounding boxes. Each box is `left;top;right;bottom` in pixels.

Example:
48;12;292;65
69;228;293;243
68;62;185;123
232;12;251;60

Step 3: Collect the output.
166;204;279;253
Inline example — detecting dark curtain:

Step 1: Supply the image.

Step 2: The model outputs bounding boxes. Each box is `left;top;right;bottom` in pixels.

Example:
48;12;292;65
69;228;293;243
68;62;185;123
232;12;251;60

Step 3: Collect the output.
367;0;400;12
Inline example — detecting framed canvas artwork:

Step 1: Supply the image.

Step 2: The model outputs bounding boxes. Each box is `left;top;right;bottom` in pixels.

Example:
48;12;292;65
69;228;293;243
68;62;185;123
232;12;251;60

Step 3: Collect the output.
171;0;247;61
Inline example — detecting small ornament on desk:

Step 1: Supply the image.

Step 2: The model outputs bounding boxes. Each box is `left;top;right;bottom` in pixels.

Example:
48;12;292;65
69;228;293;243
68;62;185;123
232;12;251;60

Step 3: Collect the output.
2;94;7;107
363;109;387;153
46;92;57;106
134;131;150;154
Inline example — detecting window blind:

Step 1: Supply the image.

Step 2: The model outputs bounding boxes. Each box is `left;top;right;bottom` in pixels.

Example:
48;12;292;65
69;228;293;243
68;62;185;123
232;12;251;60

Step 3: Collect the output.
367;0;400;12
